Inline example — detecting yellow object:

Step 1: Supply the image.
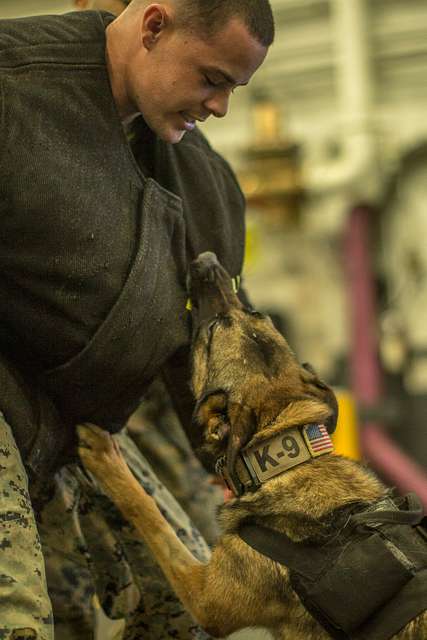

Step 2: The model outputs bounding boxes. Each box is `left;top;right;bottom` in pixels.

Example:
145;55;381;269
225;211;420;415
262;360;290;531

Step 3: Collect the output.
332;389;361;460
244;218;261;272
232;275;241;293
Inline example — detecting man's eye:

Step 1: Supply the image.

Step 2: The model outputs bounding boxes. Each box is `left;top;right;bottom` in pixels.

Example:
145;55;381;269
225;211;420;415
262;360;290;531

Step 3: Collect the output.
204;76;219;88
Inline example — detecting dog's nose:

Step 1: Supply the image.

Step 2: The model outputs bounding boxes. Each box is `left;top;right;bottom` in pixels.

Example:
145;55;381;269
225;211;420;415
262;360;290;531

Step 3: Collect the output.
191;252;221;281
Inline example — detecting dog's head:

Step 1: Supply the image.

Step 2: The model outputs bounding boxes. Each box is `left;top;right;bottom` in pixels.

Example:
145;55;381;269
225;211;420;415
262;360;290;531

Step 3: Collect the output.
189;252;338;476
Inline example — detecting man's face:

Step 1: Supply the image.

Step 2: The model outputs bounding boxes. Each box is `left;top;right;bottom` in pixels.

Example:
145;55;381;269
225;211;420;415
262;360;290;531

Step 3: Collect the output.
124;16;268;143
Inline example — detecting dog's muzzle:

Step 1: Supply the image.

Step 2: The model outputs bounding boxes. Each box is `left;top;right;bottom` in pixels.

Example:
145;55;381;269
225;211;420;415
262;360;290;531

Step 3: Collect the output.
189;252;242;331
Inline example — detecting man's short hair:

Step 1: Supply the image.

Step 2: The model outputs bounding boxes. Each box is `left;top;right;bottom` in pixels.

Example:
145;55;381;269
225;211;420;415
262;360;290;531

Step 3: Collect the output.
176;0;275;47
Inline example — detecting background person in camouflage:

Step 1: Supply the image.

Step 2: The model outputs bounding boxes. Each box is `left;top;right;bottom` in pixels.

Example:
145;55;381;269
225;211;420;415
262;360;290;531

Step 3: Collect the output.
126;379;222;546
38;429;212;640
1;397;214;639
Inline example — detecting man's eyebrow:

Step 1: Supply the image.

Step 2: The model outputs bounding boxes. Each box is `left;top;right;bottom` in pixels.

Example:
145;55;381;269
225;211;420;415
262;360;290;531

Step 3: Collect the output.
206;67;248;87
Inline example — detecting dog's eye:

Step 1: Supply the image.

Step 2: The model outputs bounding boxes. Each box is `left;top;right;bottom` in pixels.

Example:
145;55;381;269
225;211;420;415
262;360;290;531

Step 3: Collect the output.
207;314;232;336
217;314;233;328
246;309;266;320
207;319;218;335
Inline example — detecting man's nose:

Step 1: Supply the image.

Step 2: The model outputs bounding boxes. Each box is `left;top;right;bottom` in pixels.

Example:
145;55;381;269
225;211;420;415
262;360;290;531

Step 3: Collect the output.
204;89;231;118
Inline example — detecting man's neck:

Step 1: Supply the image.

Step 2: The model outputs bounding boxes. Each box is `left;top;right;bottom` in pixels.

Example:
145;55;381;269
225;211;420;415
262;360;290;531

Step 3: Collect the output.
105;20;138;123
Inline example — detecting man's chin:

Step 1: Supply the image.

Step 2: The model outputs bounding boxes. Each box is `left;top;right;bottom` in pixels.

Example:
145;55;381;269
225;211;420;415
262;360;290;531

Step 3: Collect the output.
151;127;186;144
141;112;189;144
168;130;187;144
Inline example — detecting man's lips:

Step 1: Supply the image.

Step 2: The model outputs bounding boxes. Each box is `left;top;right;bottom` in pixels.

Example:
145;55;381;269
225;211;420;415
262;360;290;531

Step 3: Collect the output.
183;119;195;132
180;112;207;130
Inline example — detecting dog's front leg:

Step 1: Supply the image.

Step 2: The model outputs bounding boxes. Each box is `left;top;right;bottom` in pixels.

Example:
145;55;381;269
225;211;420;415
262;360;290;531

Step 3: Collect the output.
77;424;212;629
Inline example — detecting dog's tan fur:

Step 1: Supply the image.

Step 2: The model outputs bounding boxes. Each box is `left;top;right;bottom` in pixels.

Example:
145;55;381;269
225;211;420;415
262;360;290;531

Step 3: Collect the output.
78;256;426;639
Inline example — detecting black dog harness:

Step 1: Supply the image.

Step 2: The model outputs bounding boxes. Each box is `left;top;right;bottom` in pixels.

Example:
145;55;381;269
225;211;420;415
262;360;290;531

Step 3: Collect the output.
239;493;427;639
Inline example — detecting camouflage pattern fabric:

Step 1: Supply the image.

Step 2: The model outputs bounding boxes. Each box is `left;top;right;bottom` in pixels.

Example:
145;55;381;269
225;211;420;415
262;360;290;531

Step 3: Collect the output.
0;412;53;640
127;379;223;547
40;429;214;639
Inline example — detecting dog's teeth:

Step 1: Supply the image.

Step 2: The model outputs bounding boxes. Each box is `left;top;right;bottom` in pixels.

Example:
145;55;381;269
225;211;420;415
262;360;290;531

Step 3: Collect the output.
215;456;226;475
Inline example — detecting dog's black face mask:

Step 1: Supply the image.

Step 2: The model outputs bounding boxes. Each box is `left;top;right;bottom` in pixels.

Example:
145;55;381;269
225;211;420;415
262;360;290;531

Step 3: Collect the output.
189;252;338;475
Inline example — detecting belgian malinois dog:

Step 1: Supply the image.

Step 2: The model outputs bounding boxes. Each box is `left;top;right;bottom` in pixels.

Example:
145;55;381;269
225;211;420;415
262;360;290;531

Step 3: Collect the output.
78;252;427;639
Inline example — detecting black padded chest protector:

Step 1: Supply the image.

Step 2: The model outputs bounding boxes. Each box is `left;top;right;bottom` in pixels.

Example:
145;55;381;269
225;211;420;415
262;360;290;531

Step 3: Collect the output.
239;493;427;639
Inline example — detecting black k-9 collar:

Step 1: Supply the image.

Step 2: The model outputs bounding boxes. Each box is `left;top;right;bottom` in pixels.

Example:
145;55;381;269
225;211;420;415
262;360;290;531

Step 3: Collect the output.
216;423;334;497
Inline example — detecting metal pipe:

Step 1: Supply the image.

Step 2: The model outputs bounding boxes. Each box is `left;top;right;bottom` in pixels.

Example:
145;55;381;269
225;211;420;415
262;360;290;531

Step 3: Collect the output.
305;0;378;198
344;204;427;510
334;0;373;126
363;423;427;507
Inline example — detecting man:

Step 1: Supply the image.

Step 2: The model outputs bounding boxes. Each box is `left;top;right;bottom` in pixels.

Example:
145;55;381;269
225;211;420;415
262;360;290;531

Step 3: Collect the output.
73;0;225;551
0;1;273;638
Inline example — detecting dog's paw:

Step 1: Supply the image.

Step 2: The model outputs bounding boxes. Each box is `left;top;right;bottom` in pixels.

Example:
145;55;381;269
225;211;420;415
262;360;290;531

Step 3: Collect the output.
77;423;127;480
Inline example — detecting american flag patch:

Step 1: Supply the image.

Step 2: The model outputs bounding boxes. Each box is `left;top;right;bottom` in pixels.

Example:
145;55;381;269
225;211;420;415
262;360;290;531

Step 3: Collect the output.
302;424;334;457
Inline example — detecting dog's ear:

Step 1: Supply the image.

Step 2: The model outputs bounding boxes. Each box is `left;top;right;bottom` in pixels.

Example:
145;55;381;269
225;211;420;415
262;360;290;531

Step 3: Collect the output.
193;391;257;481
225;401;256;482
301;362;339;434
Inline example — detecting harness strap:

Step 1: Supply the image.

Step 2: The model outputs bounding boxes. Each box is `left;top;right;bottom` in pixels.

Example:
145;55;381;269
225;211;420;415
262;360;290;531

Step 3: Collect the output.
238;522;327;580
350;493;424;527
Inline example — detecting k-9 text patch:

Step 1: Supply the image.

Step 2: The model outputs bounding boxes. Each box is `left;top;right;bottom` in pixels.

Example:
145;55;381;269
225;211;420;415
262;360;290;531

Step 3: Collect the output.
243;428;311;483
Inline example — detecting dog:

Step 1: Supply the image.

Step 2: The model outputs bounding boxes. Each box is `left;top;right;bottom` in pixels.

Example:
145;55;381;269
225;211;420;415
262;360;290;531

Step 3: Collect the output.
78;252;427;639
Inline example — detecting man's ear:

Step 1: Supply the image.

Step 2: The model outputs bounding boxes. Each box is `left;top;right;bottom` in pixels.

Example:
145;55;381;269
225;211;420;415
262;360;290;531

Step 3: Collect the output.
301;362;339;433
141;4;168;49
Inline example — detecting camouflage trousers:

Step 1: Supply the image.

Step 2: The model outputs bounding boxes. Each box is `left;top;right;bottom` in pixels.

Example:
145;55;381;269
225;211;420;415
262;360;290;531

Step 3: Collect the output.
1;407;219;639
40;428;216;640
0;412;53;640
127;384;223;548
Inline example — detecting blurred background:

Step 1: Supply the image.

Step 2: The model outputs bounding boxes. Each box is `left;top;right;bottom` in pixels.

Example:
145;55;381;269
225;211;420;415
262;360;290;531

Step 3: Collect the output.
2;1;426;638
